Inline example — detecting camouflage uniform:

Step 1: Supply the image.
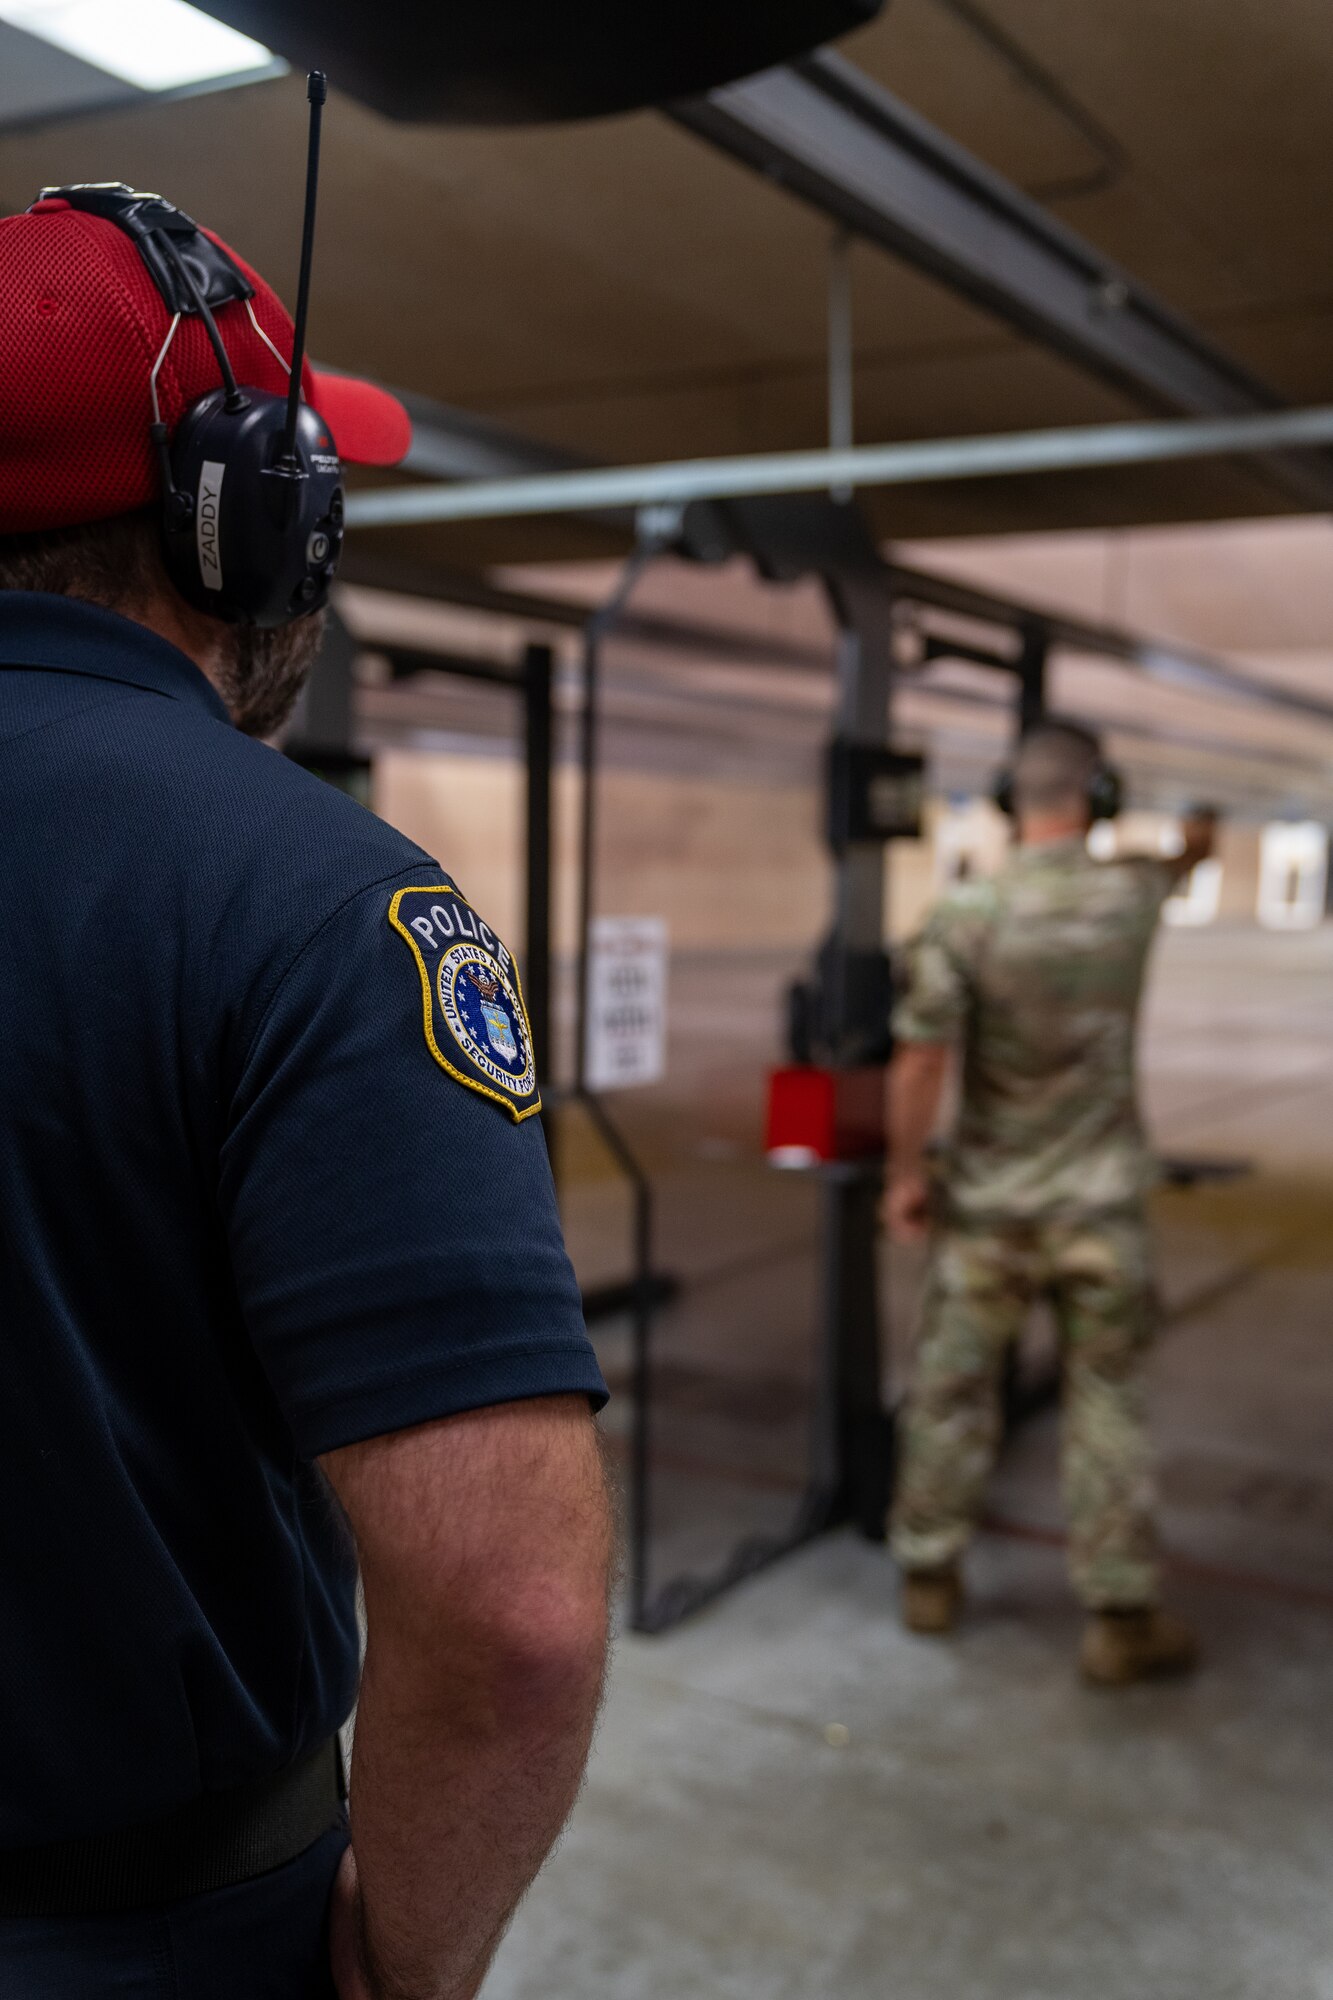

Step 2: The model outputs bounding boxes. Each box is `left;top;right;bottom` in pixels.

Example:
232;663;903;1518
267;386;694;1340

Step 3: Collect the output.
891;837;1177;1608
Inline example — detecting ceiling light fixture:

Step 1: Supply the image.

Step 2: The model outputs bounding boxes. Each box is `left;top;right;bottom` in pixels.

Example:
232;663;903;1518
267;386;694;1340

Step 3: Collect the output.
0;0;277;93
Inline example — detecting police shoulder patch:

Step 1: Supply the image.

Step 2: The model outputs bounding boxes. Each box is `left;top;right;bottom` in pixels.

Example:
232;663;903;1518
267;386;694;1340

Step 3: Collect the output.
389;884;541;1122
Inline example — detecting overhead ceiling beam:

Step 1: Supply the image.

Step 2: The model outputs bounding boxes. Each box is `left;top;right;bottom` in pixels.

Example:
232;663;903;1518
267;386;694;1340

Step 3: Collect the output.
670;51;1333;511
335;551;829;672
337;534;1333;735
886;558;1333;728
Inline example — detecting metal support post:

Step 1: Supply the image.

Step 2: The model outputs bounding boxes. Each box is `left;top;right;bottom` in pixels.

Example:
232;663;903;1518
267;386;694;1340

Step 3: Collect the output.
677;496;896;1555
523;643;554;1079
828;229;854;503
821;1164;891;1538
292;607;357;753
1007;620;1053;1427
571;535;671;1632
283;609;372;800
1017;622;1049;734
523;642;558;1167
818;566;896;1541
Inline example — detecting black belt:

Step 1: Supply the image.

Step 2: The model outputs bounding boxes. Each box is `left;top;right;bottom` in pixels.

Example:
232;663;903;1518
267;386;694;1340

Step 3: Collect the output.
0;1737;346;1919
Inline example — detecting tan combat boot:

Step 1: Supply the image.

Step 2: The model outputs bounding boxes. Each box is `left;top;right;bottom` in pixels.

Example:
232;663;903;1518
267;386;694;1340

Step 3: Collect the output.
1079;1607;1199;1687
901;1563;963;1635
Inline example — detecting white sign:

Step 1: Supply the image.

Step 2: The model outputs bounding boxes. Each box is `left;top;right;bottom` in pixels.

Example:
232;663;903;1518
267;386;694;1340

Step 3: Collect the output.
585;917;668;1091
1257;821;1328;931
936;802;991;886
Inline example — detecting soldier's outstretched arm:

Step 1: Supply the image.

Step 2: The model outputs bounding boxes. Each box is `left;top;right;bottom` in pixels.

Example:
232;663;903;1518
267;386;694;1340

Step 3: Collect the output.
885;1040;953;1242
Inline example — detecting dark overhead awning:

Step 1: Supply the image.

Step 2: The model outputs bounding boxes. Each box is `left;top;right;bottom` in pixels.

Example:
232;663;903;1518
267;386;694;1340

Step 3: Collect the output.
194;0;886;124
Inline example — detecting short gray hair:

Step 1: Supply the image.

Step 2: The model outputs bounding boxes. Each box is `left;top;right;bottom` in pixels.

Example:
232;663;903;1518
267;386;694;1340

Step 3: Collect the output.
1011;721;1101;813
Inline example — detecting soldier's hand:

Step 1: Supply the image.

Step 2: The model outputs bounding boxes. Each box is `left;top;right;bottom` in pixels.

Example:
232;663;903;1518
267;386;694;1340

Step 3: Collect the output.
1177;805;1220;874
884;1170;932;1243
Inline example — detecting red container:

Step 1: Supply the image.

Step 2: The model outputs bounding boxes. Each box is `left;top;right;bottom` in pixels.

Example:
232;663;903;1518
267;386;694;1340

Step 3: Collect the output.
764;1065;886;1166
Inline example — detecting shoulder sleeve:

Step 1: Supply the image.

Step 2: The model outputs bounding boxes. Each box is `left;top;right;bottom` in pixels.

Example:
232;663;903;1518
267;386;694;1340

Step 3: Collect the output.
892;889;987;1045
1110;854;1178;916
218;868;606;1460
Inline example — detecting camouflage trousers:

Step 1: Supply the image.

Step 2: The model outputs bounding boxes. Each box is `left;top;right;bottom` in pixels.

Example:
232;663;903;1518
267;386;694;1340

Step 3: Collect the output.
891;1207;1159;1608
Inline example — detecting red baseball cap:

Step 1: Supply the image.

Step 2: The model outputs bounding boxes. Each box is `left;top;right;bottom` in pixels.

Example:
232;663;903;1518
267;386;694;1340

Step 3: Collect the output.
0;195;412;535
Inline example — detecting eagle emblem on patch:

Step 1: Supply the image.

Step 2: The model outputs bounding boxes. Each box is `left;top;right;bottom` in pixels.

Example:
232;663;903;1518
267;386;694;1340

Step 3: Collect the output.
389;884;541;1121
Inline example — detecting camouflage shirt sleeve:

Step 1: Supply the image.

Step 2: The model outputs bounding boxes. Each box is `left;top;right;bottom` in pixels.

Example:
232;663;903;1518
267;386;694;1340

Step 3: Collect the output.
893;886;993;1044
1108;854;1179;915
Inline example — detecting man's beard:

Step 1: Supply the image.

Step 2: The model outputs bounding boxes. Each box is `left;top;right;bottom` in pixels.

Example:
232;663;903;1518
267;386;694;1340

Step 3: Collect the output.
215;609;327;739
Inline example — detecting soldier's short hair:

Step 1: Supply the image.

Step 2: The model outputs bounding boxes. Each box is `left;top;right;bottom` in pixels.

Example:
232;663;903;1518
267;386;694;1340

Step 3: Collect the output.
1011;720;1103;812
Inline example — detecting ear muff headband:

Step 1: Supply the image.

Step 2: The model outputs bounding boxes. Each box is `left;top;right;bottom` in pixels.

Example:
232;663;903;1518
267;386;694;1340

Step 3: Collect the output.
1086;762;1124;822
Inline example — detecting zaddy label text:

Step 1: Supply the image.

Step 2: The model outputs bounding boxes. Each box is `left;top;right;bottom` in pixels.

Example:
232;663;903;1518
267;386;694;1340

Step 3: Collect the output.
197;460;225;591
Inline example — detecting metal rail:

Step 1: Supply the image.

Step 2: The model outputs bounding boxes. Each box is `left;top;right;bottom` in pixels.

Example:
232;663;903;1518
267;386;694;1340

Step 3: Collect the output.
344;400;1333;530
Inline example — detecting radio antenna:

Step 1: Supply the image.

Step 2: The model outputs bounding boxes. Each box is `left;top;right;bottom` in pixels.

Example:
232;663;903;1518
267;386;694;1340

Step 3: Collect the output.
281;68;327;464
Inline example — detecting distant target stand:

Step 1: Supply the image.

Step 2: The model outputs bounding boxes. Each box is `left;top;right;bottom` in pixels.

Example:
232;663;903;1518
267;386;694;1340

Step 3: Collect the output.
765;744;926;1168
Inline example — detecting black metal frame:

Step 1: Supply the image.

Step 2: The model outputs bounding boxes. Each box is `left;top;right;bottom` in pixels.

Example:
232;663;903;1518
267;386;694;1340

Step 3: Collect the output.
566;501;911;1632
559;528;850;1632
523;642;555;1099
568;543;664;1628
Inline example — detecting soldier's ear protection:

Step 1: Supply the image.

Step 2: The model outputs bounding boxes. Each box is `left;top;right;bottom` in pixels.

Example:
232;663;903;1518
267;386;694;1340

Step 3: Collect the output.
993;720;1123;822
42;74;341;630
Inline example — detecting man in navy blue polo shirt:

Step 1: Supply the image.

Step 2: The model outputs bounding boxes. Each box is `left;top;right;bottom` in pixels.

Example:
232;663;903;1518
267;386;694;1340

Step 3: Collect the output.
0;193;610;1996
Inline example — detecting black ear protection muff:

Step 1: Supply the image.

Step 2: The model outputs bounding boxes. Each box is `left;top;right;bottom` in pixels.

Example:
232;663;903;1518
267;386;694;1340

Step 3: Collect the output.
43;73;341;630
992;719;1123;823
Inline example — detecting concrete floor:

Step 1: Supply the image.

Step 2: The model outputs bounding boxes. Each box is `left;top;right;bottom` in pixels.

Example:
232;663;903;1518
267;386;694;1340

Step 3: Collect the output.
489;925;1333;2000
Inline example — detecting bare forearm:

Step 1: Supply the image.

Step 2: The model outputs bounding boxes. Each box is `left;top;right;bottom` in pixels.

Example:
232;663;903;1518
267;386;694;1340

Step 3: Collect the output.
349;1610;607;2000
322;1399;613;2000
